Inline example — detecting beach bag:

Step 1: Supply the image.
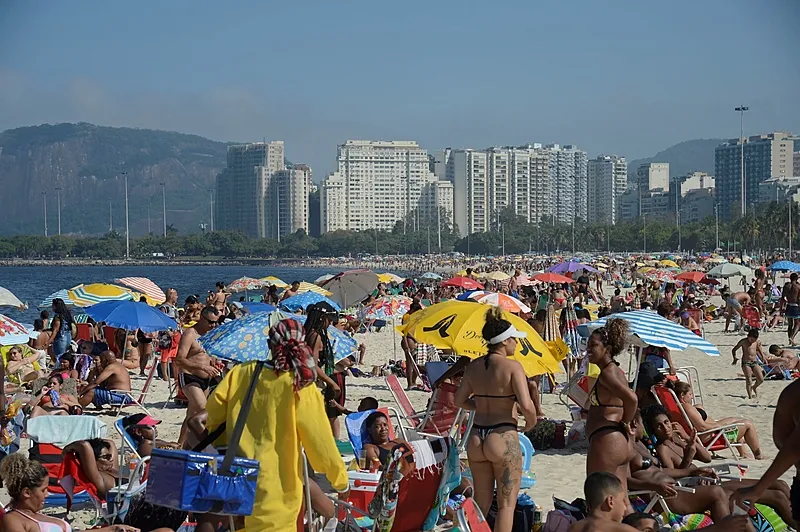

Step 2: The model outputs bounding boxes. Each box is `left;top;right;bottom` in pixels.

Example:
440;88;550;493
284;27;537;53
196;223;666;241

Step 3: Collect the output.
486;494;534;532
146;362;263;516
543;510;577;532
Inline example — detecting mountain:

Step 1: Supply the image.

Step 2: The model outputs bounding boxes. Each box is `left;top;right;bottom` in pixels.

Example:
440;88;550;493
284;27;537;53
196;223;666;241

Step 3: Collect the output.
627;138;725;180
0;123;229;236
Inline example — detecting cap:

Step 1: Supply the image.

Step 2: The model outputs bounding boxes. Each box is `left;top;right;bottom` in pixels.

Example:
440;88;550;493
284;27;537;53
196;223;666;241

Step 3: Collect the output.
310;301;338;315
122;413;161;429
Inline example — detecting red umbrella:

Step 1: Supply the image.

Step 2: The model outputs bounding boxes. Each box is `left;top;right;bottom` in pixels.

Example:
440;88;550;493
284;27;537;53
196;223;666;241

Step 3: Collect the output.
442;276;484;290
700;277;720;286
532;272;574;284
676;271;706;283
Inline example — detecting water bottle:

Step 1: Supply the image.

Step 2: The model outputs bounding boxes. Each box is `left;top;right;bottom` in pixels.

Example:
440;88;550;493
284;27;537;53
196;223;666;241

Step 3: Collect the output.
48;390;61;407
533;504;543;532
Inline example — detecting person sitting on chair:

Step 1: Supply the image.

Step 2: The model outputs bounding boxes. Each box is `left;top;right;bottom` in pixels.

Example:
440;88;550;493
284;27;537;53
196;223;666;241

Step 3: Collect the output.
77;351;132;410
28;375;82;418
362;411;406;470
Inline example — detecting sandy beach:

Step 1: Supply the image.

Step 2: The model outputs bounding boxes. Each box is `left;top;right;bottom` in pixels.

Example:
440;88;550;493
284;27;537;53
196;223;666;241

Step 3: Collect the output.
13;290;795;529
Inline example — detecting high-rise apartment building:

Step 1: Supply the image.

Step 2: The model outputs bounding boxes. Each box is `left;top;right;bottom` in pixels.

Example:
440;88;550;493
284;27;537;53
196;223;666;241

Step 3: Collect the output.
637;163;670;192
793;151;800;177
587;155;627;224
434;146;551;236
715;132;796;220
272;165;312;238
543;144;588;224
320;140;451;233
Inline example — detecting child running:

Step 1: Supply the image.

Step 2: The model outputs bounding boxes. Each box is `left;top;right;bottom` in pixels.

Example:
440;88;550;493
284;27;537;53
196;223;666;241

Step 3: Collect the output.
731;329;765;399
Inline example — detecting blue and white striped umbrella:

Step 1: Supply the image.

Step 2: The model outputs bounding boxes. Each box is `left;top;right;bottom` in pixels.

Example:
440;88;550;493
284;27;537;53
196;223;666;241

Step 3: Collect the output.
280;292;341;313
578;310;720;357
39;289;78;309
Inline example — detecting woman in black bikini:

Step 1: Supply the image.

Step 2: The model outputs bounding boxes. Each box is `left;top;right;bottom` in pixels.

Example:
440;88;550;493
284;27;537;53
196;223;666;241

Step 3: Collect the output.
585;318;638;497
454;307;537;532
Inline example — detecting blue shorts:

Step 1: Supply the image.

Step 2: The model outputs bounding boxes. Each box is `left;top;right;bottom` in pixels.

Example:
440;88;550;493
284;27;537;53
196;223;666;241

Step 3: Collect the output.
92;387;132;408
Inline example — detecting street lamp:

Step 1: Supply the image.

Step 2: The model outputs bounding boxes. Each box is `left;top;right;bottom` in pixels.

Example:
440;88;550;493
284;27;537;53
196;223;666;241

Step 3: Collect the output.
714;204;720;251
735;105;749;216
209;190;214;232
55;187;62;235
42;192;48;237
160;182;167;238
122;172;129;259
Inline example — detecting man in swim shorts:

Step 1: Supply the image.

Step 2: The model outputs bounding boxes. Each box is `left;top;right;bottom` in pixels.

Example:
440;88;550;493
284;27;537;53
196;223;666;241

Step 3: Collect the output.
782;273;800;345
78;351;132;409
731;329;765;400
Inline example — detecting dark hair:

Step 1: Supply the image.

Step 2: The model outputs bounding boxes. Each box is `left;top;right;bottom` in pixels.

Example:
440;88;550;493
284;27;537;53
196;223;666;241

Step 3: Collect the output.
622;512;658;529
365;411;388;432
40;310;50;321
201;305;220;320
48;373;65;385
33;319;44;331
534;309;547;322
51;298;74;325
748;329;759;339
482;306;512;343
791;273;798;282
305;304;334;370
590;318;629;357
216;282;225;290
640;404;669;436
59;354;74;369
0;454;48;500
584;471;623;510
656;302;673;318
769;344;780;355
359;397;379;411
88;438;111;460
139;296;148;303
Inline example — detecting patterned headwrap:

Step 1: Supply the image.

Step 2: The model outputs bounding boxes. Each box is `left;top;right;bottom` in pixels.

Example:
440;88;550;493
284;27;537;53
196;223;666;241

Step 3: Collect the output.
268;318;317;392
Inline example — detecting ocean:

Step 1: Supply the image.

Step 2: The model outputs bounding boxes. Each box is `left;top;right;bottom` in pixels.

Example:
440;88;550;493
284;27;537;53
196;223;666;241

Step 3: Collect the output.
0;265;340;323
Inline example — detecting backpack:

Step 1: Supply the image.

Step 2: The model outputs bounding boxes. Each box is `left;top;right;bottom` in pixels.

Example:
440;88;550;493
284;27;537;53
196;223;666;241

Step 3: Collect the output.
543;510;577;532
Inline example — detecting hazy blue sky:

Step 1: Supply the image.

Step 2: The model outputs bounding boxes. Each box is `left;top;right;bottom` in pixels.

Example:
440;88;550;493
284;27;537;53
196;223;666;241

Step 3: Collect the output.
2;1;798;177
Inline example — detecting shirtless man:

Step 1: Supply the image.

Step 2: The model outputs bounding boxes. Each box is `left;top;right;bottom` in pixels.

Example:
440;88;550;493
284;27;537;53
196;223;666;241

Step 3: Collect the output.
175;305;221;444
724;289;751;333
730;379;800;528
78;351;132;409
781;273;800;345
753;269;767;315
731;329;765;399
569;472;636;532
766;345;800;372
280;280;301;302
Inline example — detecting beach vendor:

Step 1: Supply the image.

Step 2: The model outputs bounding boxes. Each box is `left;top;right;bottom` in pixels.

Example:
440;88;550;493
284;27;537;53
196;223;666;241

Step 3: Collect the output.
204;318;348;532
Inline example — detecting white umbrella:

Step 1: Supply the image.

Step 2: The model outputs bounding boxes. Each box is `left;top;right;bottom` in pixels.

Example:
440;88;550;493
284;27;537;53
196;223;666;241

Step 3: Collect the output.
0;315;33;345
320;269;379;308
0;287;25;310
706;263;752;279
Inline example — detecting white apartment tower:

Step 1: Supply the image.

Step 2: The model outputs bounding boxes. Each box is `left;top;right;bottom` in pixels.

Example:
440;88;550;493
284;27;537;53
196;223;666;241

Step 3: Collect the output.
320;140;452;233
637;162;670;192
542;144;589;224
587;155;627;225
435;146;550;237
272;164;312;238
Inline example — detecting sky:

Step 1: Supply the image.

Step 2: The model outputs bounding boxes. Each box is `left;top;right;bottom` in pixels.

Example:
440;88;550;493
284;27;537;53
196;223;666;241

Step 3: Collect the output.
1;0;799;178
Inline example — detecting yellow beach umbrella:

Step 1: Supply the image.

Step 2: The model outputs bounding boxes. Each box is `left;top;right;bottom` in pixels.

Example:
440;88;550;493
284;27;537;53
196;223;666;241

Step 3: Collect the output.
260;276;289;289
400;300;562;376
67;283;137;308
659;260;680;268
483;271;511;281
296;282;332;296
377;273;405;284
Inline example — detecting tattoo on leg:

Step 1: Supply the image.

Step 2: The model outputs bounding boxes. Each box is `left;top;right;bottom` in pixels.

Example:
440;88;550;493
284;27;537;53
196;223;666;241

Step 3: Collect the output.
499;432;522;499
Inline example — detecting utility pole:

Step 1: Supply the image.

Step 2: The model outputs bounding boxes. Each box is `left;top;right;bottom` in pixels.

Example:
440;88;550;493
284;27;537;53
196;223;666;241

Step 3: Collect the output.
209;190;214;232
643;214;647;254
123;172;130;259
42;192;48;237
436;205;441;252
735;105;749;216
501;223;505;256
55;187;62;235
160;182;167;238
109;200;113;232
714;204;719;251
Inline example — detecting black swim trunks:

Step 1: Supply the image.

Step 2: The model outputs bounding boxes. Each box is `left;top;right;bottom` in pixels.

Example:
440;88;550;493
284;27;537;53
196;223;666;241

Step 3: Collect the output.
791;476;800;526
787;304;800;319
179;372;217;391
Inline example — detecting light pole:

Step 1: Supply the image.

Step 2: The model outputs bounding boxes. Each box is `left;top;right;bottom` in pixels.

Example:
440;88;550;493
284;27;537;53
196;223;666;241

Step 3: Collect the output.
109;200;113;232
55;187;62;235
42;192;48;237
790;199;794;258
122;172;129;259
501;223;505;256
714;204;720;251
735;105;749;216
642;214;647;254
677;211;681;252
209;190;214;232
160;182;167;238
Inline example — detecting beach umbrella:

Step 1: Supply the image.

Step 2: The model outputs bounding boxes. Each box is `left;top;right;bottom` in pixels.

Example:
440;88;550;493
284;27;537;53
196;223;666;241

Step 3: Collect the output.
595;262;610;269
400;300;561;376
441;276;484;290
532;272;573;284
39;289;79;309
198;311;289;363
67;283;137;308
421;272;442;281
483;271;511;281
377;273;405;284
676;271;706;283
706;263;752;279
578;309;720;357
362;296;413;320
321;269;380;308
560;298;581;360
767;261;800;272
280;292;341;313
548;262;598;274
659;260;680;269
116;277;166;304
705;257;726;264
0;287;25;310
296;281;333;296
314;274;335;285
260;276;289;289
235;302;278;314
84;300;177;333
0;314;33;345
290;313;359;363
227;277;267;293
467;291;532;314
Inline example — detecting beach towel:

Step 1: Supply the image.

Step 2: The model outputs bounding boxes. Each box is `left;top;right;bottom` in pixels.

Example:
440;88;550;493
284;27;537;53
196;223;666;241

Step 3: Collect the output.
58;451;101;511
414;343;439;366
369;444;412;532
26;415;106;448
422;438;460;530
92;387;133;408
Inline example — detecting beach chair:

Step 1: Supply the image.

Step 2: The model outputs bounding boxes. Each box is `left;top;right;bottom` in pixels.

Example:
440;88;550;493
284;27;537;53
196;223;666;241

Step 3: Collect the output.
345;407;408;459
75;323;94;342
741;305;764;331
652;386;743;460
457;498;492;531
657;366;704;405
29;441;95;509
114;418;142;460
385;375;468;442
100;362;156;417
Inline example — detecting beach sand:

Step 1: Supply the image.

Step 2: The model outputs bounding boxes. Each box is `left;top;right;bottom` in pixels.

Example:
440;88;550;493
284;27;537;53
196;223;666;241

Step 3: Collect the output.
18;292;797;528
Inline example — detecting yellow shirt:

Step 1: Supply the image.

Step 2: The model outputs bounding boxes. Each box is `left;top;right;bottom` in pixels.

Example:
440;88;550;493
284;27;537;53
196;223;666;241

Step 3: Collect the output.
206;361;348;532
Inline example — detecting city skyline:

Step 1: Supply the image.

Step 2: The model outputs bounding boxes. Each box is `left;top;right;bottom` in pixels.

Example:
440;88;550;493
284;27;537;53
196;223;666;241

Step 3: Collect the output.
2;1;799;177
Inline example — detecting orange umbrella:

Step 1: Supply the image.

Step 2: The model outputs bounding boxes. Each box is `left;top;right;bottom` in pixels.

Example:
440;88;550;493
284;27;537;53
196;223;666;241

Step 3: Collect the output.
532;272;574;284
676;271;706;283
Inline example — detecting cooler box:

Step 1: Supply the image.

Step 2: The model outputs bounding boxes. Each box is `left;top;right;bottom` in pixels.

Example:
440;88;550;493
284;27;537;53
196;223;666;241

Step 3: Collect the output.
337;470;381;520
146;448;260;515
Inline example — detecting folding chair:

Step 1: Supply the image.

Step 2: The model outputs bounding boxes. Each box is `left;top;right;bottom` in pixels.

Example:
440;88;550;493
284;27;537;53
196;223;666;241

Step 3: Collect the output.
457;498;491;531
385;374;469;443
102;360;157;416
658;366;704;405
652;386;743;460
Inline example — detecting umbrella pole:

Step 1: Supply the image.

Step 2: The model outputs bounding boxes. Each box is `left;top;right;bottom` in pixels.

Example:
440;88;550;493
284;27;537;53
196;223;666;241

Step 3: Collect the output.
392;317;397;359
631;346;642;390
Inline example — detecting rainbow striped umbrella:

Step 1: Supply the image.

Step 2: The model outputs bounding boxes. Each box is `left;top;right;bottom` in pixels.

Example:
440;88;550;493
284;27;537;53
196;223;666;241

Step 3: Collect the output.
296;281;332;296
67;284;136;308
362;296;413;320
116;277;166;304
228;277;266;293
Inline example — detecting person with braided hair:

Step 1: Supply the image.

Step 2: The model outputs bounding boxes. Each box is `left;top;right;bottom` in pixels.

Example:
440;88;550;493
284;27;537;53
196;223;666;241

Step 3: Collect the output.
303;302;342;398
585;318;638;500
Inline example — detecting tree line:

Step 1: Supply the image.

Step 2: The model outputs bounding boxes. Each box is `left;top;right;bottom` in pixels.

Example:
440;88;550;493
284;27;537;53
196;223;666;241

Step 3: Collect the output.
1;201;796;259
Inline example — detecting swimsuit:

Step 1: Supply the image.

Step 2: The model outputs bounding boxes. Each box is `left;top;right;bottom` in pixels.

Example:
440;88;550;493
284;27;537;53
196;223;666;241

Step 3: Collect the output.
471;393;518;441
786;304;800;319
742;360;758;369
588;364;629;442
728;298;743;311
179;372;215;391
12;509;71;532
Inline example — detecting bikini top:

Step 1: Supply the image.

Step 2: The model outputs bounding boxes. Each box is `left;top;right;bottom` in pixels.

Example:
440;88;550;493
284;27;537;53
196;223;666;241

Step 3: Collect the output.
12;510;71;532
590;362;623;408
473;393;517;400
